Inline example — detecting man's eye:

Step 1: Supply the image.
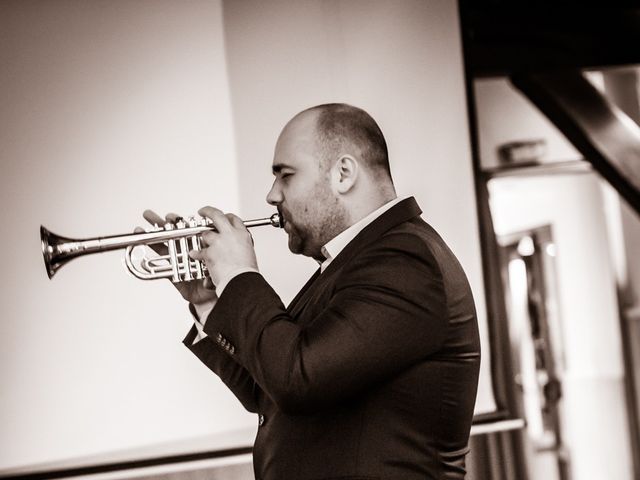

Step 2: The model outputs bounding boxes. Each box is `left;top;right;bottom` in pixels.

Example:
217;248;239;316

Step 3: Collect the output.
281;173;292;180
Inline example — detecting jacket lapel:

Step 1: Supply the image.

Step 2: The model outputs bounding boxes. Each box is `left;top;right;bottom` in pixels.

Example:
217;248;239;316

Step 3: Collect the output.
286;197;422;319
286;267;321;314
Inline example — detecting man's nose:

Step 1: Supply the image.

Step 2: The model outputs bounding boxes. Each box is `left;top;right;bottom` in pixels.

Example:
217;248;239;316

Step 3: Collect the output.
266;183;282;206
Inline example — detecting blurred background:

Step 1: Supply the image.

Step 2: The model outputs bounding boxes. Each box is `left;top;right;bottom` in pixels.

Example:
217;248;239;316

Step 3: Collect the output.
0;1;638;479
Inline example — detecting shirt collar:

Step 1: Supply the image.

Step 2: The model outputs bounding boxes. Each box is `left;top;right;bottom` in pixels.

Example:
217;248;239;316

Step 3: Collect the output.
319;195;408;273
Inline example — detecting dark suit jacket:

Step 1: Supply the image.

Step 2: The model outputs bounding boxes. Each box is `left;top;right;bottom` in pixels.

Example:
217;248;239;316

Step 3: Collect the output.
184;197;480;480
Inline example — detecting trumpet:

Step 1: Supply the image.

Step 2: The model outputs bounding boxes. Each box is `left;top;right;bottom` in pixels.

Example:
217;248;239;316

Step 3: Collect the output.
41;213;282;283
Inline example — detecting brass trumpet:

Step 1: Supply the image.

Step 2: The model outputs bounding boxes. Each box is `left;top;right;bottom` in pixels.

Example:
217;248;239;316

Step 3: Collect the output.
41;213;282;283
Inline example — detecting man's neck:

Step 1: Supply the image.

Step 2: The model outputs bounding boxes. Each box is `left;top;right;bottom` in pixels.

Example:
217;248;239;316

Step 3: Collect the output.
345;192;397;229
318;195;405;272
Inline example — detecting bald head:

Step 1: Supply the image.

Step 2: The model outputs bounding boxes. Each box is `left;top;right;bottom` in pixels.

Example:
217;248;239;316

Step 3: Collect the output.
297;103;393;182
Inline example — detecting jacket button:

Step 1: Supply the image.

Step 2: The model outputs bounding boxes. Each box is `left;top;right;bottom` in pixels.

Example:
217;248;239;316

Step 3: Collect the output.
216;333;223;343
258;414;265;426
229;345;235;355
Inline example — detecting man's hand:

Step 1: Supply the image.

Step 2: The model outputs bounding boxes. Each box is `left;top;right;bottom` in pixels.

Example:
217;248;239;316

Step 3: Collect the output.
189;206;258;287
136;210;218;306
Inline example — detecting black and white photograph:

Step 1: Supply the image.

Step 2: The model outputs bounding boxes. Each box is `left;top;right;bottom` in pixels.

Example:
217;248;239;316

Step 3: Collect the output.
1;1;639;479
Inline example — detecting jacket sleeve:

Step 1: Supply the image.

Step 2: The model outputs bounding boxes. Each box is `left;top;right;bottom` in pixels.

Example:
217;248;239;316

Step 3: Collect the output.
183;324;263;413
202;232;448;414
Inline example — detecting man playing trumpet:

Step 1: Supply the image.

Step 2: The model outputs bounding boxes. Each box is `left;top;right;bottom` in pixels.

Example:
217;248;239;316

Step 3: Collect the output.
143;104;481;480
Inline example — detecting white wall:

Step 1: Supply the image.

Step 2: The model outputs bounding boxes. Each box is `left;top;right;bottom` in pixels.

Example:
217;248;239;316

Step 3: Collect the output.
0;0;254;471
489;173;634;480
222;0;495;415
474;78;581;169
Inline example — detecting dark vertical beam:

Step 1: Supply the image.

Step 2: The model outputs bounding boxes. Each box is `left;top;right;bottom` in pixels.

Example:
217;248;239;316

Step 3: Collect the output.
461;14;517;425
459;4;530;478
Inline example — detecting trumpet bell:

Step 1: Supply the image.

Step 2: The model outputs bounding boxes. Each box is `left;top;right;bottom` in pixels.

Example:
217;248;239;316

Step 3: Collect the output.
41;226;74;279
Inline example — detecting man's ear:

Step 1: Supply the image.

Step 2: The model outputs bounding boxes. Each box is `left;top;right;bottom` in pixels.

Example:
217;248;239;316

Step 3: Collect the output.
334;155;358;194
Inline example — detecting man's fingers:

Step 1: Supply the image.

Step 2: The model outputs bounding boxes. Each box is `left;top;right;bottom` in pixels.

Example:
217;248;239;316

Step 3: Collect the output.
226;213;246;229
203;277;215;290
200;231;217;247
189;249;205;261
142;210;186;230
165;212;182;224
143;209;165;227
226;213;253;244
198;206;231;232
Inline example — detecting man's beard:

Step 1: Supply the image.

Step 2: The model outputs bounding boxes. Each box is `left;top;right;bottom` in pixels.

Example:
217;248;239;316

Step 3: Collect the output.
282;186;347;260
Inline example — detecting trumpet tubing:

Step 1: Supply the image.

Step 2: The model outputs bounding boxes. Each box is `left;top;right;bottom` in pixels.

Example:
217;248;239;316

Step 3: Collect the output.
41;213;282;283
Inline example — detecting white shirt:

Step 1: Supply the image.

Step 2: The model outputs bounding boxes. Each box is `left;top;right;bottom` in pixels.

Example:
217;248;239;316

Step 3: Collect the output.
319;196;405;273
191;196;406;342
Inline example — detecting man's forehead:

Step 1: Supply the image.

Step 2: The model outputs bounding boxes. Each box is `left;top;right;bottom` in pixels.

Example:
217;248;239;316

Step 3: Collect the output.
277;110;318;147
272;114;321;173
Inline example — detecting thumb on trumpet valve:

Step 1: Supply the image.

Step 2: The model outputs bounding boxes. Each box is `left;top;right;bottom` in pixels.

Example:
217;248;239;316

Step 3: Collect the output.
188;249;205;261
